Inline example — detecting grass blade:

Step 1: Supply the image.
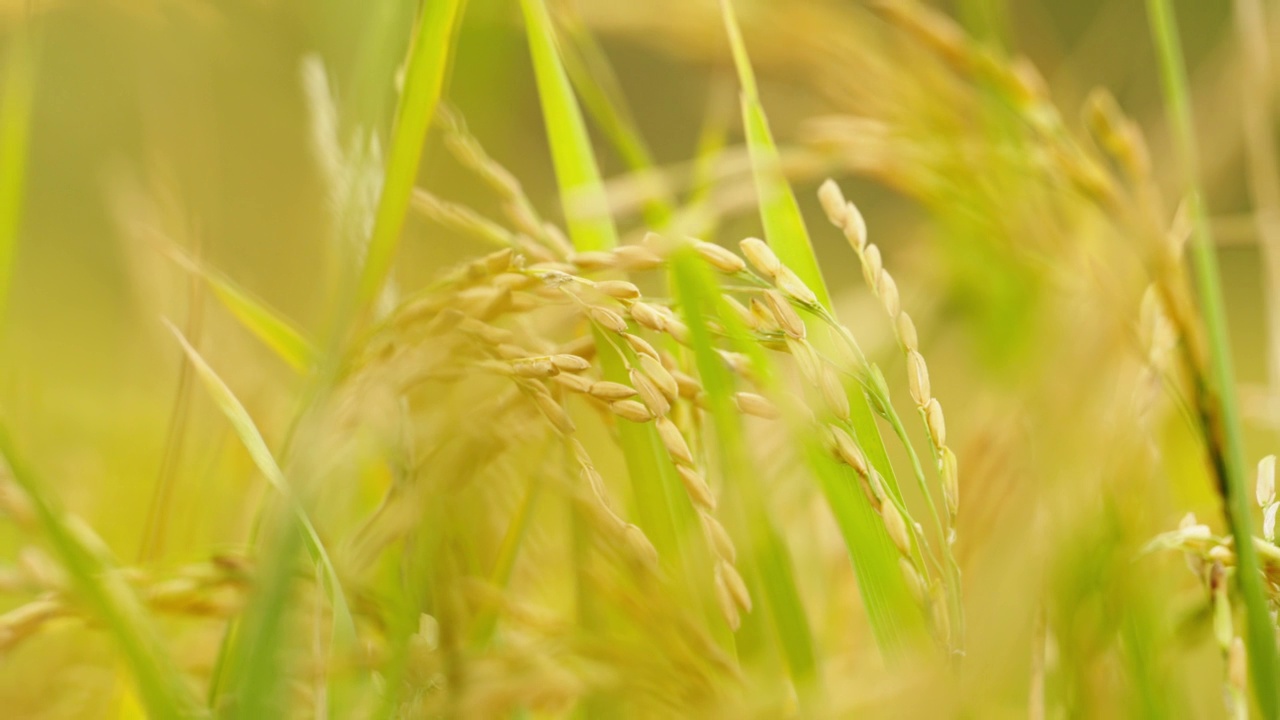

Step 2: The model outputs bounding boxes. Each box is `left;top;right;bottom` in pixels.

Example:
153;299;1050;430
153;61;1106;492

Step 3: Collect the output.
717;0;828;308
519;0;617;252
1146;1;1280;715
356;0;466;310
167;247;315;373
0;428;204;718
165;321;355;649
206;278;315;373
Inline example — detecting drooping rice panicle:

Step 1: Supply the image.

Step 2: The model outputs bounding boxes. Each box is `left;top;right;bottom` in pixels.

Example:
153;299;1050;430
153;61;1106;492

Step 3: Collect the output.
818;178;964;648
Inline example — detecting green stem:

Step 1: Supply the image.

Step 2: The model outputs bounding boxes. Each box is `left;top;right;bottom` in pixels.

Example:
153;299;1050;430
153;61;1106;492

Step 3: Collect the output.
1146;1;1278;716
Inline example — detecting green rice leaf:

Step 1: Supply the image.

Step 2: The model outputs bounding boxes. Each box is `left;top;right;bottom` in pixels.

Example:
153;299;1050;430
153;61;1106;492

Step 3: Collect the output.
718;0;828;308
519;0;617;252
167;246;315;373
206;277;315;374
356;0;466;310
0;428;205;718
165;322;356;650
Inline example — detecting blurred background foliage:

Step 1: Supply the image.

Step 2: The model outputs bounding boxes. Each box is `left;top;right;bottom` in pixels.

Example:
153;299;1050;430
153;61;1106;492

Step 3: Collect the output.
0;0;1277;717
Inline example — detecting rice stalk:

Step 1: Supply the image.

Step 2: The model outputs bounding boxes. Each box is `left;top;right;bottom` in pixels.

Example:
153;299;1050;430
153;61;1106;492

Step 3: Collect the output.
1146;1;1279;715
356;0;467;313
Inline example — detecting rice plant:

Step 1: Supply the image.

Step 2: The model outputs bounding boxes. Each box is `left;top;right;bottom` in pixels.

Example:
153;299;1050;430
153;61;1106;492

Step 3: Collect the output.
2;0;1279;717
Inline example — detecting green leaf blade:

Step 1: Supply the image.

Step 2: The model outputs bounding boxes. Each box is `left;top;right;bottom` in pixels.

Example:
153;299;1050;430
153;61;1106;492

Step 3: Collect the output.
165;322;356;652
206;277;315;373
357;0;467;310
719;0;829;308
520;0;617;252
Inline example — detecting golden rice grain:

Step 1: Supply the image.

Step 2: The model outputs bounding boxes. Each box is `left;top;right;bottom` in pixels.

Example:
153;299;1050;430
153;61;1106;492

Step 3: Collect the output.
611;400;654;423
676;465;716;510
639;354;680;402
763;289;806;340
906;350;931;406
701;513;737;565
694;241;747;274
512;358;559;378
613;245;664;271
818;179;849;227
630;369;671;417
941;449;960;517
623;333;660;360
532;391;576;435
881;501;912;556
734;392;780;419
828;424;869;478
718;561;752;613
819;365;851;422
739;237;781;277
862;244;883;290
589;381;639;401
552;373;593;393
877;269;901;318
786;338;822;386
622;524;660;570
666;319;692;345
594;280;642;300
670;369;702;399
899;557;927;605
589;306;629;334
1258;455;1276;508
897;311;919;352
714;570;741;631
629;302;669;332
775;267;819;306
748;298;778;332
551;354;592;373
843;202;868;251
571;251;617;270
655;417;694;466
925;398;947;448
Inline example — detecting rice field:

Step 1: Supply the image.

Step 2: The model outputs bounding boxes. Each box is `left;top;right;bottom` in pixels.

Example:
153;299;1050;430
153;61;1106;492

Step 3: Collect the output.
1;0;1278;717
